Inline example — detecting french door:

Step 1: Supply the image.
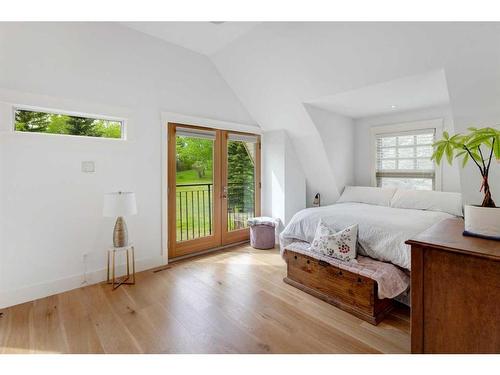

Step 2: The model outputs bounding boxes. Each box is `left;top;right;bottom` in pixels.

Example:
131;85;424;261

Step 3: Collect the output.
167;123;261;259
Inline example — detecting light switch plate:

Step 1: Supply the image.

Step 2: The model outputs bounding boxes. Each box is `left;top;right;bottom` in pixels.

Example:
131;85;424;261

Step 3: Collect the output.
81;161;95;173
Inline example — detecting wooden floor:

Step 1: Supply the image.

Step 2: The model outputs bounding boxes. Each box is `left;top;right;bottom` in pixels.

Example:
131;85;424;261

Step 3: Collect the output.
0;245;410;354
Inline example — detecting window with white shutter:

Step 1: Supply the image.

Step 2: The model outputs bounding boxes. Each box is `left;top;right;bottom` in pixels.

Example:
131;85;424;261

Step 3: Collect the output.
375;129;436;190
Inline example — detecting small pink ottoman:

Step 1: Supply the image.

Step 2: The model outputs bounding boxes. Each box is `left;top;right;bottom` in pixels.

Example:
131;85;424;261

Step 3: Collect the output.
248;217;276;249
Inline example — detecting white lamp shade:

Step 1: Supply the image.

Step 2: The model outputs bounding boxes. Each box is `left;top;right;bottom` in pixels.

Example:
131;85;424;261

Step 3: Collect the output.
103;192;137;217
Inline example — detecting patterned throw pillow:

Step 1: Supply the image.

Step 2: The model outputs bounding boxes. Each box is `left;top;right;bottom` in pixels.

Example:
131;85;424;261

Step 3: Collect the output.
309;222;358;262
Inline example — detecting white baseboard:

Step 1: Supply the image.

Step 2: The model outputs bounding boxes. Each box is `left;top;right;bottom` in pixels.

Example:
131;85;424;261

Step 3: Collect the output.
0;255;166;309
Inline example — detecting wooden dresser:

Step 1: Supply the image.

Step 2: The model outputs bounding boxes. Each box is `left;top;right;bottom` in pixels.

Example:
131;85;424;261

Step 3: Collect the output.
406;218;500;353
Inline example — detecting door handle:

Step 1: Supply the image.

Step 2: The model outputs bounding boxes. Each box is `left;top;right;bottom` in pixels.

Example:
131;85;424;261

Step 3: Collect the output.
222;186;228;199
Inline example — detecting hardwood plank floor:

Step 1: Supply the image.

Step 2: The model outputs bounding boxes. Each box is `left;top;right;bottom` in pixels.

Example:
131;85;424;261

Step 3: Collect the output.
0;245;410;354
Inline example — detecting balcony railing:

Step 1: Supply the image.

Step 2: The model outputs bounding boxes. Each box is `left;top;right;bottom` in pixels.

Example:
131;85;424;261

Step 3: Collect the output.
176;183;255;242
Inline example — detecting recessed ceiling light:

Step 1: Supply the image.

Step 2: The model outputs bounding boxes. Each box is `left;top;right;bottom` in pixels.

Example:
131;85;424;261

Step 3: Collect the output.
391;105;397;109
210;21;225;25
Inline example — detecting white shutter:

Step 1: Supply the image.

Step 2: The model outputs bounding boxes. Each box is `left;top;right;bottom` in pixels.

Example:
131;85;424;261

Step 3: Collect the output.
176;127;216;140
228;133;259;143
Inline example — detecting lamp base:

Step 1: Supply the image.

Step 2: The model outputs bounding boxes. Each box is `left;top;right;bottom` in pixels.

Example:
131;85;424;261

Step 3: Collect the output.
113;216;128;247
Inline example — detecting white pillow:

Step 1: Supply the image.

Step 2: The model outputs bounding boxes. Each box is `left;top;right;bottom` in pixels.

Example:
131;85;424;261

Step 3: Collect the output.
390;189;463;216
309;222;358;262
336;186;396;207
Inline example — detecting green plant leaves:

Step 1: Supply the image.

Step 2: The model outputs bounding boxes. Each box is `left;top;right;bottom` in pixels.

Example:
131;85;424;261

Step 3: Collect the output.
432;131;463;165
464;127;497;149
461;152;469;168
445;143;454;164
469;149;482;164
466;134;495;149
494;134;500;160
431;141;446;165
433;126;500;168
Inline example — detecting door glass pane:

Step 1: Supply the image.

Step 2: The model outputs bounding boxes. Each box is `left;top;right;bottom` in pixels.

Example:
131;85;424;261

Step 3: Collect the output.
176;134;214;242
226;139;256;231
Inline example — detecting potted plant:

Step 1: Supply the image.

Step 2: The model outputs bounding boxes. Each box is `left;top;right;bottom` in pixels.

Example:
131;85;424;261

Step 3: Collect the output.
432;126;500;239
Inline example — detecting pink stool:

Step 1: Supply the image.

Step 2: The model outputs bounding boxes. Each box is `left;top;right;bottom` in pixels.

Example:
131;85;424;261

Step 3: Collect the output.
248;217;276;249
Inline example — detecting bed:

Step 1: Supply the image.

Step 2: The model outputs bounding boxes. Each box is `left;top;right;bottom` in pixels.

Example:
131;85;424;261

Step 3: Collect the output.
279;186;463;323
280;201;456;270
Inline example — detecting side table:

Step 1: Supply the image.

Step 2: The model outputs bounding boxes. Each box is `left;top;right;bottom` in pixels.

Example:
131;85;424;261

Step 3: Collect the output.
107;244;136;290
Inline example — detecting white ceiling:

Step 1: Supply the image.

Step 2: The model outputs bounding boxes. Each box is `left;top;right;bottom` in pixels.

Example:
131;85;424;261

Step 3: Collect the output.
121;22;259;56
306;70;450;119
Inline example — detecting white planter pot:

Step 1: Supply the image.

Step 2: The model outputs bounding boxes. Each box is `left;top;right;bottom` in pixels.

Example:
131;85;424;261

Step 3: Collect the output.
464;205;500;239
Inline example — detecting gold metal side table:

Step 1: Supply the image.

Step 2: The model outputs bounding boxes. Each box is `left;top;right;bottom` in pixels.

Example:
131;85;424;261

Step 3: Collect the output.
107;244;136;290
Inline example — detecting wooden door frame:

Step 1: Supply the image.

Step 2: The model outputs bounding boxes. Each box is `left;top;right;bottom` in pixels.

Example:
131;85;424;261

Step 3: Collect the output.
221;130;261;245
166;122;261;259
167;123;222;259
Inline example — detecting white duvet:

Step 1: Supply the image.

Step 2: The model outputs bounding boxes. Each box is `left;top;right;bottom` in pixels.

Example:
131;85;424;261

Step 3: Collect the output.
280;202;454;270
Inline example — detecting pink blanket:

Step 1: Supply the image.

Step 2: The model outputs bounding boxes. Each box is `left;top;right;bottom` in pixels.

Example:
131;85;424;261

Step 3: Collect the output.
283;241;409;299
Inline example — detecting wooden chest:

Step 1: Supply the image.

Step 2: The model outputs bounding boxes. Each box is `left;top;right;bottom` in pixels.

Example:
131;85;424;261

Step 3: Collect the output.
283;250;393;325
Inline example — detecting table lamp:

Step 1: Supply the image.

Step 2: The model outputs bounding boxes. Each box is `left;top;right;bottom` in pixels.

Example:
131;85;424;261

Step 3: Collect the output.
103;191;137;247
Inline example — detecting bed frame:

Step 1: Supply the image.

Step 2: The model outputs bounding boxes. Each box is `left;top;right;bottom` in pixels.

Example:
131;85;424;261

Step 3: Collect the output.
283;250;394;325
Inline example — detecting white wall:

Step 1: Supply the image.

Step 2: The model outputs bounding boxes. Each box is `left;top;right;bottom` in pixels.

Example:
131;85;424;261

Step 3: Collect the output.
262;129;306;229
283;134;307;223
305;105;354;196
353;105;461;193
261;130;285;222
0;22;257;308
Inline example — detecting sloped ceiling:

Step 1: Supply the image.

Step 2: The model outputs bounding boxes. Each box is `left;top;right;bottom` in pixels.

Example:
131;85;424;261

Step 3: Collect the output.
121;22;259;55
211;22;500;204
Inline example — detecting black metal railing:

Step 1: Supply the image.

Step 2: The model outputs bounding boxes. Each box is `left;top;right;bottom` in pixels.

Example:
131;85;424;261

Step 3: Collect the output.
176;183;255;242
226;182;255;232
176;183;212;242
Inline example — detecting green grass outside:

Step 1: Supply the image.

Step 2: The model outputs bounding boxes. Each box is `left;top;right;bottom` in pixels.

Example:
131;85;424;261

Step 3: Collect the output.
175;169;253;242
176;169;213;241
176;169;213;185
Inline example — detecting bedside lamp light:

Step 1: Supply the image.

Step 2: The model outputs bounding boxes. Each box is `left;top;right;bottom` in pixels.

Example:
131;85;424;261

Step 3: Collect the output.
103;192;137;247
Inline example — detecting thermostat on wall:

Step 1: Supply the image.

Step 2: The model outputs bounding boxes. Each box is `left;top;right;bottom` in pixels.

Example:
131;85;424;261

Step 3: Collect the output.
81;161;95;173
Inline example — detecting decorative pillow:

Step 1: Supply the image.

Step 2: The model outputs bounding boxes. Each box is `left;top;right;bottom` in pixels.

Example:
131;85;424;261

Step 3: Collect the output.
336;186;396;207
309;222;358;262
